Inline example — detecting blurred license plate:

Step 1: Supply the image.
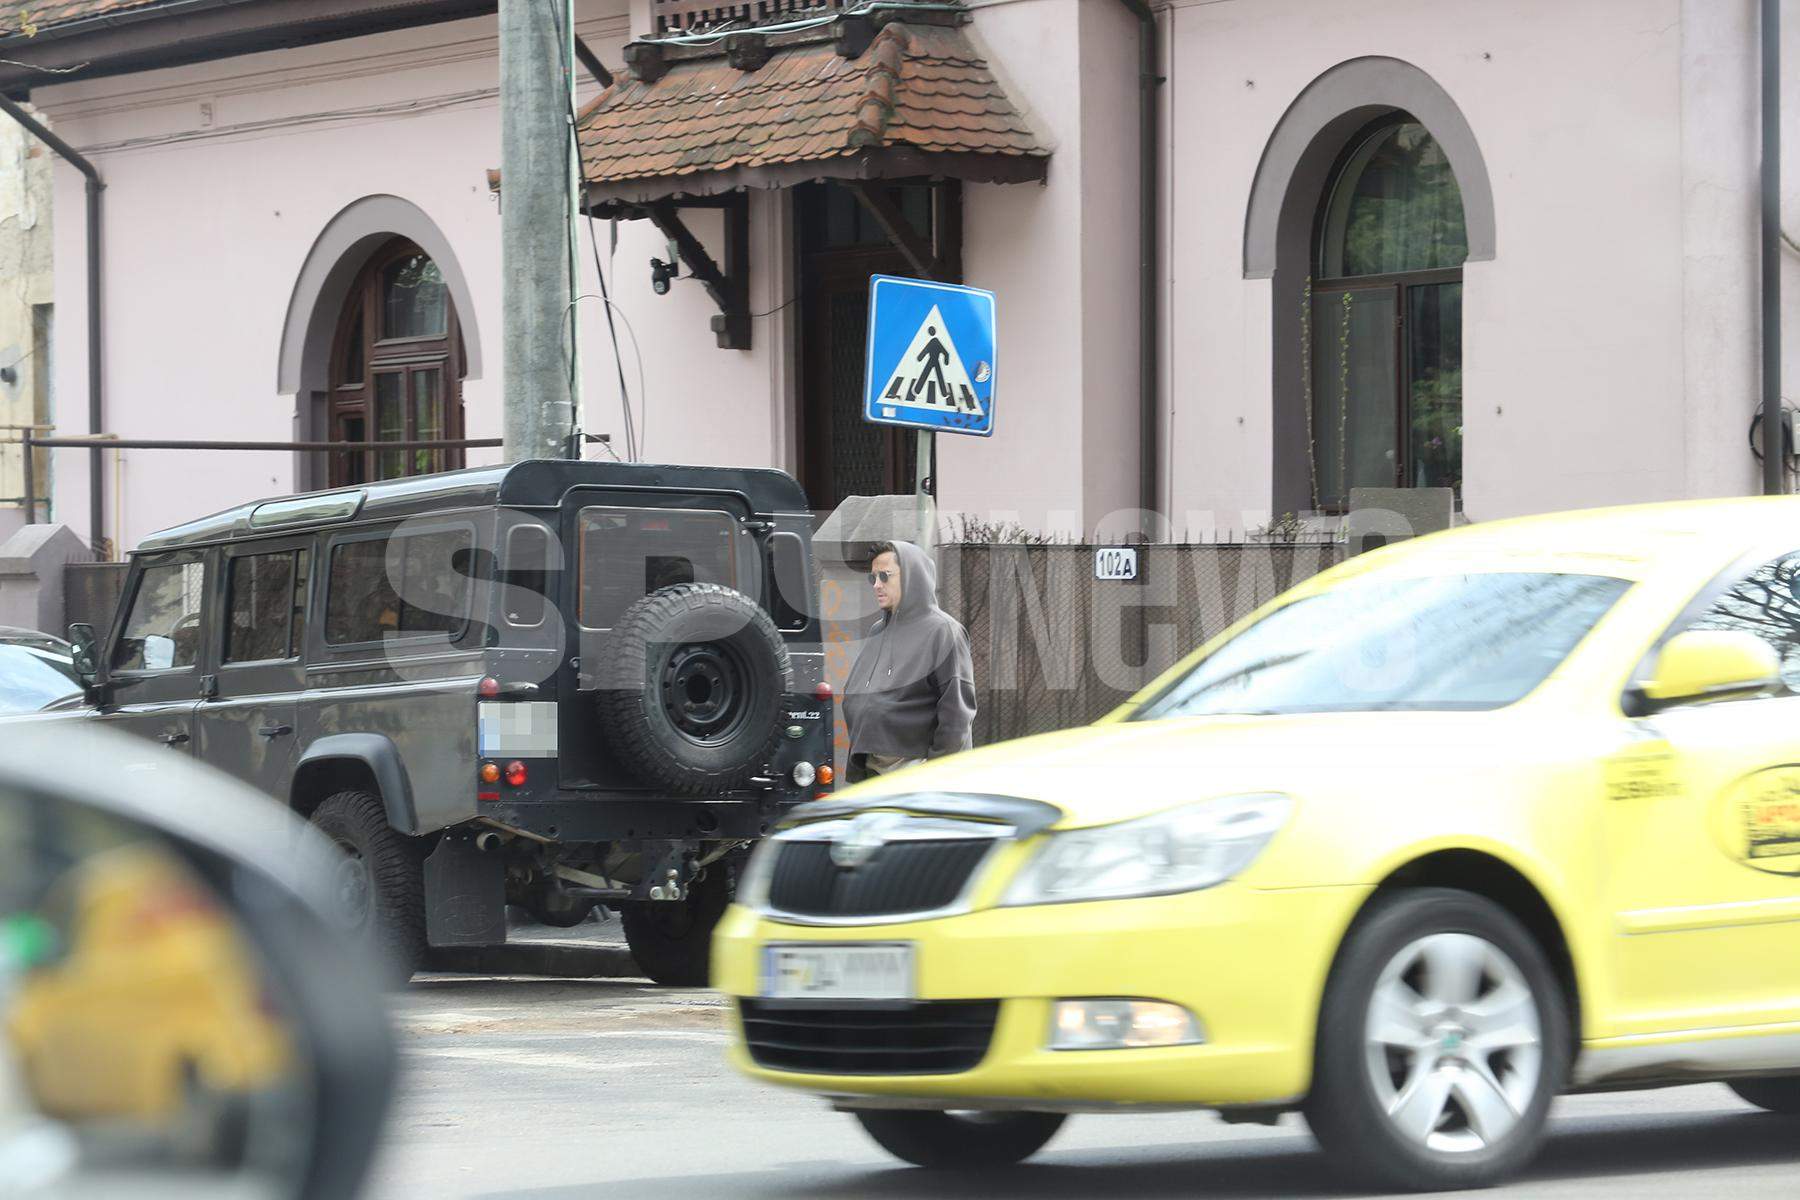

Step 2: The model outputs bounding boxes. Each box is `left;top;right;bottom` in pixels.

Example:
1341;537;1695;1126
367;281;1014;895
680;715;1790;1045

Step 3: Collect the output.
760;944;914;1000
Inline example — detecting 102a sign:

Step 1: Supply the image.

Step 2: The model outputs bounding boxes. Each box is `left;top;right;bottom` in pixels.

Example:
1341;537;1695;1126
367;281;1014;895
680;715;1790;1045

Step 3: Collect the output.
1094;547;1139;581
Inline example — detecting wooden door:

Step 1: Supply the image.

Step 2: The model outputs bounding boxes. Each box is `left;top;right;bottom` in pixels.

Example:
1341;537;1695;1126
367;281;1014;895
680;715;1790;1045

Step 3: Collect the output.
798;247;917;513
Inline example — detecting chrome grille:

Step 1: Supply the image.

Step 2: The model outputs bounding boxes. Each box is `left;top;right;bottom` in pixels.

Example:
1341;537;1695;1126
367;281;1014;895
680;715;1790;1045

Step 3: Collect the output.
768;839;993;918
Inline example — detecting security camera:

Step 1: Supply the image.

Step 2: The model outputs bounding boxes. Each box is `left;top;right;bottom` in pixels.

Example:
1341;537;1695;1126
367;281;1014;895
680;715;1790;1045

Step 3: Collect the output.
650;257;678;296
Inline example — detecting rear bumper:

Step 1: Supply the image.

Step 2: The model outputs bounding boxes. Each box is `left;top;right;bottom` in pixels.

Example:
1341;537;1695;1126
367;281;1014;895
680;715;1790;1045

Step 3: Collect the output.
478;794;803;842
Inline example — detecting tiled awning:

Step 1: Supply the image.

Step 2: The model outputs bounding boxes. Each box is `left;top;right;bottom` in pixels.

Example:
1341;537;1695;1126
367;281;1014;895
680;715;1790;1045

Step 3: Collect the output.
577;15;1049;208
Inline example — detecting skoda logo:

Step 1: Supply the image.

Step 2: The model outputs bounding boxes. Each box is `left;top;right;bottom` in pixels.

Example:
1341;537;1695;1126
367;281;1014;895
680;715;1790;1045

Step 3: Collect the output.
830;812;900;871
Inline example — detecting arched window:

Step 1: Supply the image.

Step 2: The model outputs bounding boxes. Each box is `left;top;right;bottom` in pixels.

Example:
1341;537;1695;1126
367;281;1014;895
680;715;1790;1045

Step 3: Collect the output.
328;240;465;487
1309;117;1466;509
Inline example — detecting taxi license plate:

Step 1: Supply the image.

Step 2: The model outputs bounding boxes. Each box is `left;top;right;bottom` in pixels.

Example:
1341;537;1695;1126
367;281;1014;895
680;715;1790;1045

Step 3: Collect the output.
760;943;915;1001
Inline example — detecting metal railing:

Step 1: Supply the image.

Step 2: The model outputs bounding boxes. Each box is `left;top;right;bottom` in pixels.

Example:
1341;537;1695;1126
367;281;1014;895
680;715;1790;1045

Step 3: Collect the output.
0;424;54;517
653;0;848;34
10;431;504;526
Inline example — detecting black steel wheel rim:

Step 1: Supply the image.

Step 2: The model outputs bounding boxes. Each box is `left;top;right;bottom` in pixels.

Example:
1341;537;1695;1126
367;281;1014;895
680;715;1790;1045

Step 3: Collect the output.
661;640;751;745
331;839;374;931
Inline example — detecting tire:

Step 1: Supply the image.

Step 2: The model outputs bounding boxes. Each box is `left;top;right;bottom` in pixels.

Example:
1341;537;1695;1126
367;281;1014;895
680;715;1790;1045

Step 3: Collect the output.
1729;1077;1800;1114
621;864;731;987
1304;888;1570;1193
309;790;426;986
851;1110;1066;1169
595;584;789;795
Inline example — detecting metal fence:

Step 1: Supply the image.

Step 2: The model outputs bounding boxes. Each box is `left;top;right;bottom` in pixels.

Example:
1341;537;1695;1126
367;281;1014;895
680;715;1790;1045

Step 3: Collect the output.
652;0;846;33
63;561;128;634
937;543;1344;745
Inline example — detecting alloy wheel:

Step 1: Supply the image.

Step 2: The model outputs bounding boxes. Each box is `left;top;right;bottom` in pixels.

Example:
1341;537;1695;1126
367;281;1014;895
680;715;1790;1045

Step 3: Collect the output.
1363;931;1544;1154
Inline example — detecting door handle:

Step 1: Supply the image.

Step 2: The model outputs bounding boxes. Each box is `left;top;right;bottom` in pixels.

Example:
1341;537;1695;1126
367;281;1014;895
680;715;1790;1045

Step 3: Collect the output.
257;723;293;739
160;732;190;747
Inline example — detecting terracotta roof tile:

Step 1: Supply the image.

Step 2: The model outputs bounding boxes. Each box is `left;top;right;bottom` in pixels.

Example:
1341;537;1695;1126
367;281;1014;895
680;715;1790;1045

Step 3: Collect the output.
0;0;175;40
578;20;1048;195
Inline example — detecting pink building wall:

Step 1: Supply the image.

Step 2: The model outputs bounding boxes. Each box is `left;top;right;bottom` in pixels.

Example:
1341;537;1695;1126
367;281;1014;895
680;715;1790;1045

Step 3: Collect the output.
24;0;1795;554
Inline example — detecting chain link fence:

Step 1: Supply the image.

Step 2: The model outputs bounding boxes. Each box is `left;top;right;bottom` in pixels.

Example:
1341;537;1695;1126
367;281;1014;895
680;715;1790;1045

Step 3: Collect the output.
937;543;1344;745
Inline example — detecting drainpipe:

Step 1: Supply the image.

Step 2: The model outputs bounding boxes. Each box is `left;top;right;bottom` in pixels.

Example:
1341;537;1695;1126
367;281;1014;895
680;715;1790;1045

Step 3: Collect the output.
0;96;104;549
1760;0;1782;496
1116;0;1160;537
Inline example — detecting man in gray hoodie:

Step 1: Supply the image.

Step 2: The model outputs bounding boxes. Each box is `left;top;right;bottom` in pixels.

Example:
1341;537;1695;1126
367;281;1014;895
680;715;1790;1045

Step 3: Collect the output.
842;541;977;781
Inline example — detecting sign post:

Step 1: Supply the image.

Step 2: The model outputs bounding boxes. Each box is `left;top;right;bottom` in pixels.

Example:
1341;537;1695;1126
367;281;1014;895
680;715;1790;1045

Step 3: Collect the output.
863;275;998;543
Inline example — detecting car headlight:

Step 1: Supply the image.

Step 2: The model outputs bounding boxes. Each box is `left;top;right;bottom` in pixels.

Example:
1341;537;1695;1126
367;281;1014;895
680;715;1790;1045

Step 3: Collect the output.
1000;793;1292;907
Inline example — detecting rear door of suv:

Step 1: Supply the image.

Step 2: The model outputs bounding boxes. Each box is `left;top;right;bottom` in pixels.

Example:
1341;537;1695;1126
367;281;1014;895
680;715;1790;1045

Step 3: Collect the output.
196;536;312;798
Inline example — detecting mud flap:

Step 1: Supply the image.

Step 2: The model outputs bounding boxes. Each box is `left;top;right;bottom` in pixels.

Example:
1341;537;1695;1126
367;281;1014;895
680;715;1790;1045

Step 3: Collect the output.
423;830;506;946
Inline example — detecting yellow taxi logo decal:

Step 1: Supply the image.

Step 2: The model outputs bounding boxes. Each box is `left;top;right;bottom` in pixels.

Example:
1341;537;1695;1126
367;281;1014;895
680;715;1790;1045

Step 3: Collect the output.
1713;766;1800;877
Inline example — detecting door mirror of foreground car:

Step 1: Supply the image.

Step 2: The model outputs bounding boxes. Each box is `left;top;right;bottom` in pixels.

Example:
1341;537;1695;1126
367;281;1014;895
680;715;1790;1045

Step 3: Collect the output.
1630;629;1782;713
63;624;97;689
0;727;396;1200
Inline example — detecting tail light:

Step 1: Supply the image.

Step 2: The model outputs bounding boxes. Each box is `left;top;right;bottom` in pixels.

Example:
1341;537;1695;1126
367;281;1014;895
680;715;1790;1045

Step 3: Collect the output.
813;680;834;701
479;676;502;699
505;761;528;787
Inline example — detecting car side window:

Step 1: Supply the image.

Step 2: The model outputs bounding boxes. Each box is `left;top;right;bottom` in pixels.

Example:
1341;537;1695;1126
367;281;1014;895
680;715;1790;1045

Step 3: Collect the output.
501;523;554;628
324;527;473;645
1685;549;1800;691
112;559;206;672
224;549;310;664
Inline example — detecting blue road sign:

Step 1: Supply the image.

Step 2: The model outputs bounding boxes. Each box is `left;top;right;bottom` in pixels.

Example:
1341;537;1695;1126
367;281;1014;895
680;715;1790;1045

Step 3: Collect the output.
863;275;997;437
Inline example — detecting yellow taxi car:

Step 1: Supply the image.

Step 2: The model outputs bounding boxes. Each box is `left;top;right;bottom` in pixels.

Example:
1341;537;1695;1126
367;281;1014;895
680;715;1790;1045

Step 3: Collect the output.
715;499;1800;1191
6;845;293;1135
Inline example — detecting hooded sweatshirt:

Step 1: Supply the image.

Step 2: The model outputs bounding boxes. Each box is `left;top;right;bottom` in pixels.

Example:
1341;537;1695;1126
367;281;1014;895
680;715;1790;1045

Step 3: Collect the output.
841;540;976;761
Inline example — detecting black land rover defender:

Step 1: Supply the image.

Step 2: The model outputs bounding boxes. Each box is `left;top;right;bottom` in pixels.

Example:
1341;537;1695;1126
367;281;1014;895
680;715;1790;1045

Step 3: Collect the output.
42;460;835;983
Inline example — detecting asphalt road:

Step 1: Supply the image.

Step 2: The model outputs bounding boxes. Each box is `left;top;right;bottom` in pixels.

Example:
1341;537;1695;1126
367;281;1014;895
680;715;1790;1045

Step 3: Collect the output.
365;941;1800;1200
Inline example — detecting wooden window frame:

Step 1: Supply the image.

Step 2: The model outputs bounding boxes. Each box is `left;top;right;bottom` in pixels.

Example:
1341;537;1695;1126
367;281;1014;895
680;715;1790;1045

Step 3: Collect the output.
328;239;466;488
1308;116;1465;514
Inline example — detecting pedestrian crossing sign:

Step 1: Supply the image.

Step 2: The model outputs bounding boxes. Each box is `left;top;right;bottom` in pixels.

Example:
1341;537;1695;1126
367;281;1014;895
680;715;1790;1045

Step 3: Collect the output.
863;275;997;437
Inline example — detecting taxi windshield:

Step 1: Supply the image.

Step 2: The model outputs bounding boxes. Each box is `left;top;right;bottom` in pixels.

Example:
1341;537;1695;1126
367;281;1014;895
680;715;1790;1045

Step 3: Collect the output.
1135;571;1632;718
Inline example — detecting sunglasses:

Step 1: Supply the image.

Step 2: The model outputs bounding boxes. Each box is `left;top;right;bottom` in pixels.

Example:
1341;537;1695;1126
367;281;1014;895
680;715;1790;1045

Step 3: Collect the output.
868;570;896;585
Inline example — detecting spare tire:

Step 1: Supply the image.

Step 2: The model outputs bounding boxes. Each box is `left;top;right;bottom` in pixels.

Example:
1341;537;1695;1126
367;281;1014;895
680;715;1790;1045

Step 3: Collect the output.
596;583;789;794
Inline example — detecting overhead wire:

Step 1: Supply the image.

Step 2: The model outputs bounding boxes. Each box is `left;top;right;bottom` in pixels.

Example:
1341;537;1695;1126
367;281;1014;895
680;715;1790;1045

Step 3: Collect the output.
586;202;641;461
568;293;648;461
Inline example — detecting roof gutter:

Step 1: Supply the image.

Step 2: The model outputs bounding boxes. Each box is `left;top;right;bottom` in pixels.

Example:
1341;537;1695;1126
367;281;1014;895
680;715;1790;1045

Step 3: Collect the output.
1116;0;1160;536
1760;0;1783;496
0;0;236;46
0;97;104;553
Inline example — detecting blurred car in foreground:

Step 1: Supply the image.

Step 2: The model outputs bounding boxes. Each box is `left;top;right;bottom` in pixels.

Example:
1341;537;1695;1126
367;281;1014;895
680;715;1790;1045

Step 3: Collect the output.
716;498;1800;1192
0;629;81;716
8;845;294;1144
0;729;394;1199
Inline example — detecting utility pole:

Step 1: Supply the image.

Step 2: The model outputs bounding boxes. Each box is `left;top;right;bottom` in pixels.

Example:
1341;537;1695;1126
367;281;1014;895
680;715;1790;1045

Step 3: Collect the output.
1759;0;1782;495
500;0;576;461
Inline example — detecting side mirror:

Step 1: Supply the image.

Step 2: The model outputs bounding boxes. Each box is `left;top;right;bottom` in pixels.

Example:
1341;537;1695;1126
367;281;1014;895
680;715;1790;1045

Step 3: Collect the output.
1633;629;1781;712
0;728;396;1198
65;622;98;684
